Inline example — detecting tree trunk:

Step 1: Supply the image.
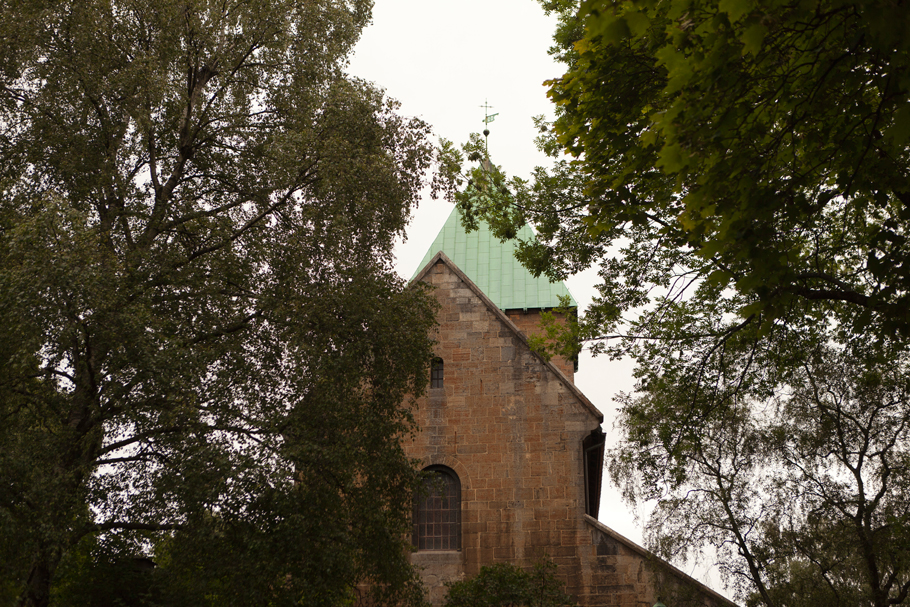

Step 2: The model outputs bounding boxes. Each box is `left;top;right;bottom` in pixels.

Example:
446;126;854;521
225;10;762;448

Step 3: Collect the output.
19;547;61;607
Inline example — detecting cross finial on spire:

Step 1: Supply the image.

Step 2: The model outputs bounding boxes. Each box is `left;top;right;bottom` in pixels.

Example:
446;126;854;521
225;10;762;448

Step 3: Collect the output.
480;100;495;120
480;99;499;125
480;99;498;155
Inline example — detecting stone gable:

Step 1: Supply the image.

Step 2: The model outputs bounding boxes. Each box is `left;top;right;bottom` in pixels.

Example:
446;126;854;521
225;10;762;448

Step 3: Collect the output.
406;253;736;607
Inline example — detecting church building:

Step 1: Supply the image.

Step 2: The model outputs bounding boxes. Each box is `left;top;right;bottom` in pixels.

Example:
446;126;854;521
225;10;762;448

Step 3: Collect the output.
406;207;737;607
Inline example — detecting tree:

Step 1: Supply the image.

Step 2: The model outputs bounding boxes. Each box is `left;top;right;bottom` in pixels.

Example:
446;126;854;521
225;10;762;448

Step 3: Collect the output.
433;0;910;604
51;533;165;607
611;332;910;607
545;0;910;337
0;1;436;606
443;559;577;607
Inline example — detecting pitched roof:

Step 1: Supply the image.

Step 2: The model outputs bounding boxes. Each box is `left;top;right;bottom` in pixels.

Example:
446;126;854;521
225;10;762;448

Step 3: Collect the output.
411;206;577;311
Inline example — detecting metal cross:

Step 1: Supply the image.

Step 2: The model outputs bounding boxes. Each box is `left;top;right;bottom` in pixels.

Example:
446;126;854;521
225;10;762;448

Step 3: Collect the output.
480;100;498;124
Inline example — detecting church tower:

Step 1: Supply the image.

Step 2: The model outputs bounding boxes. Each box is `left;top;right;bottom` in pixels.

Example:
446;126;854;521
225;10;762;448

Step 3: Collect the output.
406;208;736;607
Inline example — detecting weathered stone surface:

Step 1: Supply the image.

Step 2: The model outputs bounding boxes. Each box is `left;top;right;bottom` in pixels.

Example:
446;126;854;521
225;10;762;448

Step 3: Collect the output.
406;255;735;607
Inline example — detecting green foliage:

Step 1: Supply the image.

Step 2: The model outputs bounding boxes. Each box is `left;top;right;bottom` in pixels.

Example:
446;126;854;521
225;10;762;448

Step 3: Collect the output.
438;0;910;350
535;11;910;605
552;0;910;337
525;296;582;364
52;534;164;607
443;559;576;607
0;1;436;606
611;331;910;606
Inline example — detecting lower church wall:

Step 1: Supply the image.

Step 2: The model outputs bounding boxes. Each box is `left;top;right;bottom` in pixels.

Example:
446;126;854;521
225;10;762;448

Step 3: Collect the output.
581;516;734;607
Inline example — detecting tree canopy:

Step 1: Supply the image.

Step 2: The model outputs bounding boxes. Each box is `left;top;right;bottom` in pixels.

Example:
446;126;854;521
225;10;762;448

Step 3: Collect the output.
0;1;436;606
549;0;910;337
435;0;910;605
611;331;910;607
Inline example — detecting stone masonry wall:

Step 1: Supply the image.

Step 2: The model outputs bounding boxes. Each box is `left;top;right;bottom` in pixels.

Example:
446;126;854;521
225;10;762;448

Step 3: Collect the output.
505;309;575;382
584;517;735;607
407;257;737;607
406;259;602;605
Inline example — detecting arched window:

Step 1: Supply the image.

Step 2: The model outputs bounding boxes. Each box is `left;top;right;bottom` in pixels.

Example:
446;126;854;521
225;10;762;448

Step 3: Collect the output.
413;465;460;551
431;357;444;389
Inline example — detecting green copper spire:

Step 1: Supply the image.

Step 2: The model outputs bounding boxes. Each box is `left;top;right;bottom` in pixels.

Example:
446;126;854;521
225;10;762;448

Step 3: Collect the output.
412;206;577;311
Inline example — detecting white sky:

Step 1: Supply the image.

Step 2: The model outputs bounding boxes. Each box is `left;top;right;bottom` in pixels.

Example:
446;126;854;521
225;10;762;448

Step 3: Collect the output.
348;1;728;595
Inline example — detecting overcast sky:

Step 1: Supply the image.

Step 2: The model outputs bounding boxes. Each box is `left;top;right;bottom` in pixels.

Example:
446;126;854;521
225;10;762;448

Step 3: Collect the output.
347;2;728;594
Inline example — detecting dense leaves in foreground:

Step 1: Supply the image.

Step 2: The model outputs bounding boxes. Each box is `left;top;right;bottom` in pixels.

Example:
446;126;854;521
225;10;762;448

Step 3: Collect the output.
444;559;576;607
542;0;910;338
434;0;910;605
0;1;436;606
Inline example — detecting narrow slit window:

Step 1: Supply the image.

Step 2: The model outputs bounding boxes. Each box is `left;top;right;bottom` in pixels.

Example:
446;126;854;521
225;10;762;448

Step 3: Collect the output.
431;358;444;389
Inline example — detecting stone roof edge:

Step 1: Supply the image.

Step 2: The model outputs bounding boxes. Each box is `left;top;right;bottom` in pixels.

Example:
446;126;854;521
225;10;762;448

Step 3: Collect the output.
412;252;604;424
583;515;739;607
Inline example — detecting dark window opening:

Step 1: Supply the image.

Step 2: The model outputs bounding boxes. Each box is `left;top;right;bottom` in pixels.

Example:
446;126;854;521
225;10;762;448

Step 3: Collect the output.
413;466;460;551
431;358;444;389
583;428;606;517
